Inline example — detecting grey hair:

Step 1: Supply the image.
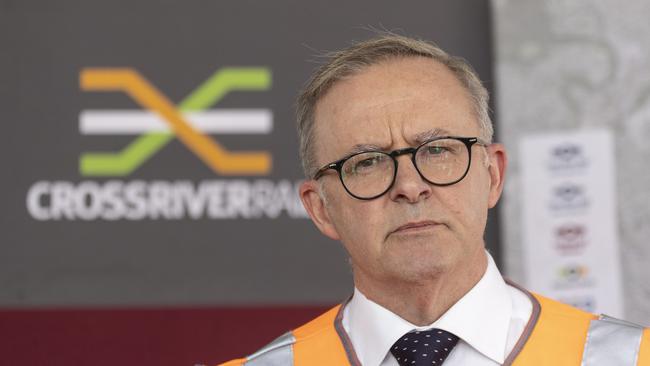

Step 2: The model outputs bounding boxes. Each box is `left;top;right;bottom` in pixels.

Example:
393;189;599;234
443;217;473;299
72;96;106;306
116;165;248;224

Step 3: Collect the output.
296;34;493;178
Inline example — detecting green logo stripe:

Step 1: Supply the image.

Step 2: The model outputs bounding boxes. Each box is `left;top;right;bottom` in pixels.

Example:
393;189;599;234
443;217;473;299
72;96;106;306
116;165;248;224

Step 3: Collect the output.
79;68;271;176
80;133;172;176
179;68;271;111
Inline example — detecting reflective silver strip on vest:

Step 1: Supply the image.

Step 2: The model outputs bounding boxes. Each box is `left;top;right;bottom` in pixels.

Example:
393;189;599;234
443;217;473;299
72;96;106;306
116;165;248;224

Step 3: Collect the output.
245;331;295;366
581;314;644;366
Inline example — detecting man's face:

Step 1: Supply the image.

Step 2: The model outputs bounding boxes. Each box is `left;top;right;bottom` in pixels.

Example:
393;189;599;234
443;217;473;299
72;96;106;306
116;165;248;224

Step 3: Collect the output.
300;57;506;286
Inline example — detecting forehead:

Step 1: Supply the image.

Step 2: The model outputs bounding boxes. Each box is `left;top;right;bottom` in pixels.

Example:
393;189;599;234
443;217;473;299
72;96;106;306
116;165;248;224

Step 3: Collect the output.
313;57;479;160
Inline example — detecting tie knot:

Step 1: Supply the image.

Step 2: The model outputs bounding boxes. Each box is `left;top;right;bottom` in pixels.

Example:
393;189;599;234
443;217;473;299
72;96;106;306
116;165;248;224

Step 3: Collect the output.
390;329;459;366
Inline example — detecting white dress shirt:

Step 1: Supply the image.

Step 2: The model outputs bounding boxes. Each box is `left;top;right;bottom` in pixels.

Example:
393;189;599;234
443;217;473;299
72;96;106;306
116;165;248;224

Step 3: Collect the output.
341;252;533;366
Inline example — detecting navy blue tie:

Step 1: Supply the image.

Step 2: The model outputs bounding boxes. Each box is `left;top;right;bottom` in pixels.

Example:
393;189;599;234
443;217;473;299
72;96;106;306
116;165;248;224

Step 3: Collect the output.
390;329;459;365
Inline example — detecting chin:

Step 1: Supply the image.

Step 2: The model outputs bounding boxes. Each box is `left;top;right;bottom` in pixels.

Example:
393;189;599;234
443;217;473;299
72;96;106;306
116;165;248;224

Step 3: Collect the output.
384;251;454;283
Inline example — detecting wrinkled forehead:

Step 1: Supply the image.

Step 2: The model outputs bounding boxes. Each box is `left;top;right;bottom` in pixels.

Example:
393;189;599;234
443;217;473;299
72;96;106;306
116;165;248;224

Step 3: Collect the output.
312;58;479;161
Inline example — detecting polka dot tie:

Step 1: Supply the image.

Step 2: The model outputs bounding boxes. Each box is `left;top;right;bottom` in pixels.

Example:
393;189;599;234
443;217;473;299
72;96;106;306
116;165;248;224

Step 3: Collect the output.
390;329;459;366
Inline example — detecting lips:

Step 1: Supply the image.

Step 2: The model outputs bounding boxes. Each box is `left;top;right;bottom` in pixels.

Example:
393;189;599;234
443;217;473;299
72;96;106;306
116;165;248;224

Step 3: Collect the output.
390;220;441;235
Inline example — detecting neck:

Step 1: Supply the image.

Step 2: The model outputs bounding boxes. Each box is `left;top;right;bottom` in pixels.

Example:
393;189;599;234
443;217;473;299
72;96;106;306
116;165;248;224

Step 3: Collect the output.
354;249;488;326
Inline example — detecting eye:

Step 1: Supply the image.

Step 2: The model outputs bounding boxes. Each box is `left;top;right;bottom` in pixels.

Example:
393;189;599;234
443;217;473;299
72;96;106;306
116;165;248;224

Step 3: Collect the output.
343;153;389;176
425;146;447;155
354;155;384;171
420;139;463;158
421;144;456;159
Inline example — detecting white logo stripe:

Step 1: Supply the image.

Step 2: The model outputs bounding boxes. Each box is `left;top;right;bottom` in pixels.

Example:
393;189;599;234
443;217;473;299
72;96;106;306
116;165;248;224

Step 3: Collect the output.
79;109;273;135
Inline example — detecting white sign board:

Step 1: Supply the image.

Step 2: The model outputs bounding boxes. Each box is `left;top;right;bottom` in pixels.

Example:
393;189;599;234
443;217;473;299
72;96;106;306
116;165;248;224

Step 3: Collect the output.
519;129;623;317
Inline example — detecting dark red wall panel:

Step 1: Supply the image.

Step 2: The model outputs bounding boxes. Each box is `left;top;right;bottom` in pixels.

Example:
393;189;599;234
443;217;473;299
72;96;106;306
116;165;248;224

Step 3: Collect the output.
0;306;330;366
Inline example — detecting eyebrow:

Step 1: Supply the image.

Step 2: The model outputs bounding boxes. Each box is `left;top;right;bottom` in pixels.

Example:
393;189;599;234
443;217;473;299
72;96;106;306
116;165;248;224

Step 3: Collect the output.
340;128;453;159
333;143;385;162
413;128;452;144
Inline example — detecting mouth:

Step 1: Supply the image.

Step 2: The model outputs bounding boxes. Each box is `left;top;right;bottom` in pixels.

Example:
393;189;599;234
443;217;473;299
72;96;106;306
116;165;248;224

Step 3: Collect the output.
389;220;442;236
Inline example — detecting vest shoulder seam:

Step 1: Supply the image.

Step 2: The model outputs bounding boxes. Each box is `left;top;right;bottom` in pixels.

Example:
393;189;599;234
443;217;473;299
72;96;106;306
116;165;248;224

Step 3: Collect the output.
247;343;293;361
246;331;296;361
533;292;596;320
292;305;341;339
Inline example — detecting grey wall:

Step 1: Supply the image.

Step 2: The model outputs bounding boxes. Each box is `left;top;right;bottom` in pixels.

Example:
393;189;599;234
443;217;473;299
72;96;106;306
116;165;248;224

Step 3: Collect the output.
493;0;650;324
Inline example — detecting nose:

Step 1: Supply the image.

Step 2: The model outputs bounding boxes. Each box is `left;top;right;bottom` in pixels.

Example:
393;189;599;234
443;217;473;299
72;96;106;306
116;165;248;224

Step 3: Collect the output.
387;154;432;203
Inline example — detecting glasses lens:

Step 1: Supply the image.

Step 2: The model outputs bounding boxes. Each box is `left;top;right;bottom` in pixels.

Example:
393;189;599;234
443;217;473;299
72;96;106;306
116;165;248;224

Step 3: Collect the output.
341;152;394;198
415;138;470;184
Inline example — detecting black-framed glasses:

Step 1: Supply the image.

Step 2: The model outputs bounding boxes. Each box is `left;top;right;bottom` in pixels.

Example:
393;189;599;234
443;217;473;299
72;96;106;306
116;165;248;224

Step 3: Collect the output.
313;136;486;200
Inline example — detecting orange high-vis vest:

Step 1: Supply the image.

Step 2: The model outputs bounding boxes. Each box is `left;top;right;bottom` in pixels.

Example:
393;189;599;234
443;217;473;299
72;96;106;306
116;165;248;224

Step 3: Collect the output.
220;292;650;366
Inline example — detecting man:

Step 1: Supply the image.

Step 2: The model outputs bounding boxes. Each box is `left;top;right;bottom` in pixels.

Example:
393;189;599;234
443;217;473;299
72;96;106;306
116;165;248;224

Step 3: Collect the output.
222;35;650;365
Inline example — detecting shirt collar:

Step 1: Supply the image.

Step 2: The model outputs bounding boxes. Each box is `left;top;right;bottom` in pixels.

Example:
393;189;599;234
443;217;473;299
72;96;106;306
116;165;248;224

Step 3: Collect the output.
344;252;512;366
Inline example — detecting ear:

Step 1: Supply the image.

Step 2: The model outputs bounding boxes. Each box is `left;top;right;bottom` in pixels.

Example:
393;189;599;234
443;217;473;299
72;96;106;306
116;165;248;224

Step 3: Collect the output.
485;143;508;208
299;179;341;241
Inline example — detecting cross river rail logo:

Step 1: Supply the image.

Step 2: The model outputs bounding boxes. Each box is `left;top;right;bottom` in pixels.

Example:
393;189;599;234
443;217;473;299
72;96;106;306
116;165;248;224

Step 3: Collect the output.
26;67;307;221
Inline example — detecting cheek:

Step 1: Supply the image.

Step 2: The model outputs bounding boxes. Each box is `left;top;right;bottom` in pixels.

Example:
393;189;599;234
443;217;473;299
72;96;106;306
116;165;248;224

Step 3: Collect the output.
324;191;385;256
338;204;384;241
445;180;490;238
